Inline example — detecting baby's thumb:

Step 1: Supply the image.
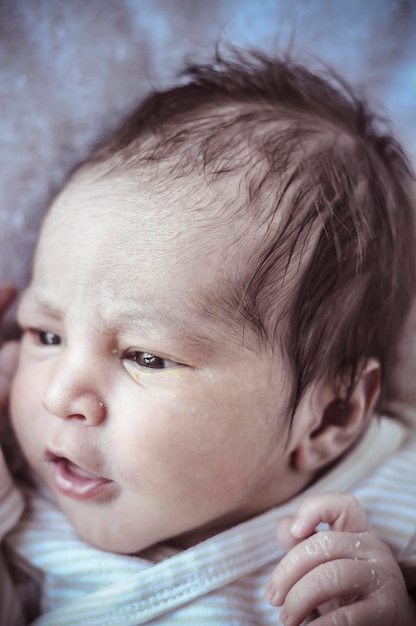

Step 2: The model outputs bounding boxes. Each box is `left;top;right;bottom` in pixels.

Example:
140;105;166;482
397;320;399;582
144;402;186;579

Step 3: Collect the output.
275;515;304;550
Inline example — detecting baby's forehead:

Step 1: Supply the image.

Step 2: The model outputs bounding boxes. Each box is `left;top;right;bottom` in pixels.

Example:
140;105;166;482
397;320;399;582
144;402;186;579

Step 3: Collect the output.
48;168;276;324
45;163;255;273
54;161;267;247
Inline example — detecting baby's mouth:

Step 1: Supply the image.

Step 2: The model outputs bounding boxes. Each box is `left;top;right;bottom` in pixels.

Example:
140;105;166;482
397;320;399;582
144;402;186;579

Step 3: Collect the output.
46;452;113;500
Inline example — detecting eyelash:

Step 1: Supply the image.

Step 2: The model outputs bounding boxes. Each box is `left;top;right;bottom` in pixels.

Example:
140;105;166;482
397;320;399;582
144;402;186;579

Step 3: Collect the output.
31;329;62;346
29;329;176;371
124;351;176;370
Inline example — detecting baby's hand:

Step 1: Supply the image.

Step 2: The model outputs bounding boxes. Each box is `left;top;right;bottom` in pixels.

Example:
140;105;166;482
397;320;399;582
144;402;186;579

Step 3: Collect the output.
0;284;19;415
265;491;416;625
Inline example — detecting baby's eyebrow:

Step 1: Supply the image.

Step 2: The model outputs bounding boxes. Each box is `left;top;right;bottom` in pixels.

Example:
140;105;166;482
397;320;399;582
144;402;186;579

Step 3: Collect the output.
21;290;235;357
110;280;254;355
18;290;63;320
112;304;232;357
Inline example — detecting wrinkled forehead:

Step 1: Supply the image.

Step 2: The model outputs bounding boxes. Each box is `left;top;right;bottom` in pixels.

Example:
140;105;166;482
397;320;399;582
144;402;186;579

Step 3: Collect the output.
42;167;183;242
43;163;238;244
35;164;271;345
40;159;284;284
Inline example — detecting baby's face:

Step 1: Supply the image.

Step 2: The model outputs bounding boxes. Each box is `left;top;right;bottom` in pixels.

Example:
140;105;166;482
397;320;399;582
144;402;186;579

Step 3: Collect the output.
11;170;309;553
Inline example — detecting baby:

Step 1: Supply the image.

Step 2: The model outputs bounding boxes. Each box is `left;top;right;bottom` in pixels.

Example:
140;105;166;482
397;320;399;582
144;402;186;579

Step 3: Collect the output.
1;51;416;625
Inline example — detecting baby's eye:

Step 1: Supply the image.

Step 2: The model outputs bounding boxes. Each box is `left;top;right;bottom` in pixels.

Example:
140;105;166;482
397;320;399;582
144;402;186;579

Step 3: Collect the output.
124;351;177;370
31;329;63;346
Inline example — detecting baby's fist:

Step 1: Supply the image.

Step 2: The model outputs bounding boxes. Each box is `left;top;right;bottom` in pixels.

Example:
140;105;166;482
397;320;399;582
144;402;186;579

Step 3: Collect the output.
266;492;415;625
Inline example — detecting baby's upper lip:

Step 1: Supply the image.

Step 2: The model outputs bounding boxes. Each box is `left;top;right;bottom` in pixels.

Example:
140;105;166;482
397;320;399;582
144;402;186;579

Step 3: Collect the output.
45;448;109;481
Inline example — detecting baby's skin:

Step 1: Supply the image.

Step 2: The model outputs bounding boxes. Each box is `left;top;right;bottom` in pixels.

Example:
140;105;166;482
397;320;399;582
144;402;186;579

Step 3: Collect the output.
0;284;18;414
266;491;415;625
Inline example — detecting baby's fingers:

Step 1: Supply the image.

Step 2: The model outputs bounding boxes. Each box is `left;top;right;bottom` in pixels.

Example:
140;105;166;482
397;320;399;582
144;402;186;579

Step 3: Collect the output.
277;558;376;626
266;529;386;606
275;515;300;551
304;601;393;626
289;491;369;539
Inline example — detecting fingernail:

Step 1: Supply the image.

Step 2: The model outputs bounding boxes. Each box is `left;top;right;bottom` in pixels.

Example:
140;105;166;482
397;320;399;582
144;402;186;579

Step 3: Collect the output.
290;517;305;537
265;581;282;606
264;581;274;602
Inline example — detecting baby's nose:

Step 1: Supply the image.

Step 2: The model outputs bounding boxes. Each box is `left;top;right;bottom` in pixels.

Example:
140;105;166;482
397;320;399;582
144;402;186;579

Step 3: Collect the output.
43;353;106;426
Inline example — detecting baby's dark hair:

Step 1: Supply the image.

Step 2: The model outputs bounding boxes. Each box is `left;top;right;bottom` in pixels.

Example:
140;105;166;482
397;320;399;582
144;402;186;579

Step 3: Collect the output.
86;50;416;414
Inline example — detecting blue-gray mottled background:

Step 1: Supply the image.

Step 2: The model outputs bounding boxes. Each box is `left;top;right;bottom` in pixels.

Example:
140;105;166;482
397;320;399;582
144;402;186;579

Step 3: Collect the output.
0;0;416;408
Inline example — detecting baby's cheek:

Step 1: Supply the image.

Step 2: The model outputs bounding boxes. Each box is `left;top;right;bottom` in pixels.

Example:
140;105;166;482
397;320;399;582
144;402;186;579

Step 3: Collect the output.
10;358;44;428
9;369;27;427
11;364;40;417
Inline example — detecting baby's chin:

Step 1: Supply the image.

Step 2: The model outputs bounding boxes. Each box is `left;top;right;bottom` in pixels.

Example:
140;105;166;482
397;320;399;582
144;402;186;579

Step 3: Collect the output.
60;505;230;555
68;518;205;555
52;488;260;555
56;500;183;555
66;514;159;555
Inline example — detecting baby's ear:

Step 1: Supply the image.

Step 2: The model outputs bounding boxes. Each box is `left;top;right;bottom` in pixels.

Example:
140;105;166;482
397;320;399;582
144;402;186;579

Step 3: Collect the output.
292;359;380;473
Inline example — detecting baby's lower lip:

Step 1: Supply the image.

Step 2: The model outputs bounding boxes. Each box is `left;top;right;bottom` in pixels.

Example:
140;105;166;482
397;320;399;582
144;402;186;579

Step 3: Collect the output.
52;457;113;500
